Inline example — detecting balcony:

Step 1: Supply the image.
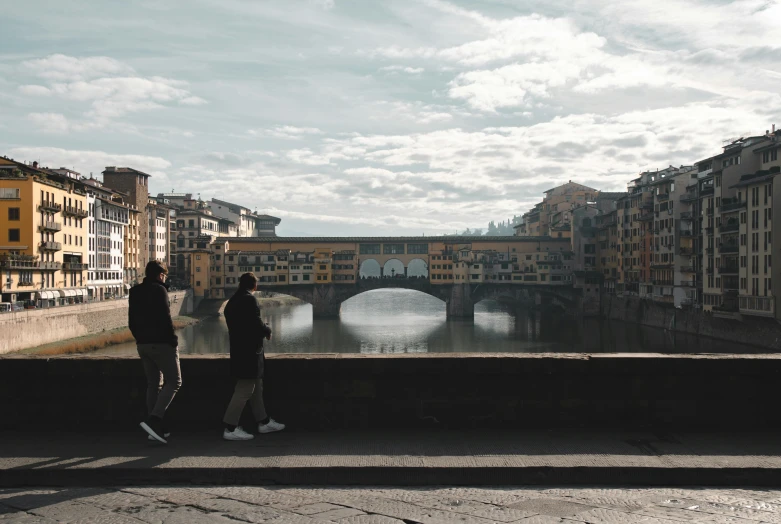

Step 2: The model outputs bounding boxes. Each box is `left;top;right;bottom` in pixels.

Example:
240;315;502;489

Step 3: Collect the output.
739;296;775;317
40;261;62;271
16;281;35;287
706;207;714;216
652;280;674;286
680;211;693;220
680;297;695;306
720;222;739;233
679;247;694;256
679;280;697;287
39;221;62;232
706;266;714;274
62;262;87;270
721;198;745;213
718;265;739;275
705;226;714;235
39;241;62;252
641;201;654;210
701;186;714;196
62;205;89;218
720;244;739;254
680;193;698;203
680;266;697;273
679;230;693;237
637;212;653;221
38;201;62;213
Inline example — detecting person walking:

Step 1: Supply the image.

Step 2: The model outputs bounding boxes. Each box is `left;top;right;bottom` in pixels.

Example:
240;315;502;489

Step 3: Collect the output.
222;272;285;441
129;260;181;444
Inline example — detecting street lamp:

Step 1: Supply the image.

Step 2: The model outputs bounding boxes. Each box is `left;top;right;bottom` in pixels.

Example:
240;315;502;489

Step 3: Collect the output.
391;268;396;278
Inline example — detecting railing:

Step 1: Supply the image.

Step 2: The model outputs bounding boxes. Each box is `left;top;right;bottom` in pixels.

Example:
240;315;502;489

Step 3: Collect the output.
718;265;739;275
641;201;654;210
721;199;745;213
63;262;87;270
680;297;694;306
39;221;62;232
40;261;62;270
638;212;653;221
39;241;62;251
720;222;739;233
62;205;89;218
680;266;697;273
657;193;670;202
680;230;693;236
701;186;714;195
679;247;694;256
706;266;714;274
705;227;714;235
680;193;698;203
679;281;697;287
680;211;693;220
17;281;35;287
652;280;674;286
707;207;714;215
38;201;62;213
720;244;739;254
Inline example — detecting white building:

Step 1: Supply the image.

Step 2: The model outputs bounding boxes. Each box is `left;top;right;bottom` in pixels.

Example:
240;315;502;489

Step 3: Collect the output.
147;198;171;266
208;198;281;236
83;179;129;300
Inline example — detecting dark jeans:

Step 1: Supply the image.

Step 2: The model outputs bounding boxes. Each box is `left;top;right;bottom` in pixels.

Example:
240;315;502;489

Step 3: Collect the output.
137;343;182;419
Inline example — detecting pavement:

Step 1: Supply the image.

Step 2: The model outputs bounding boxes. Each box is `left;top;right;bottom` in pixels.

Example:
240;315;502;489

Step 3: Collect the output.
5;485;781;523
4;429;781;487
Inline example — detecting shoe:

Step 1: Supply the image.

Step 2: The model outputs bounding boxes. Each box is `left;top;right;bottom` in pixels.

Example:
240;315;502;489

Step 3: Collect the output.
148;431;171;441
140;418;167;444
258;419;285;434
223;426;254;441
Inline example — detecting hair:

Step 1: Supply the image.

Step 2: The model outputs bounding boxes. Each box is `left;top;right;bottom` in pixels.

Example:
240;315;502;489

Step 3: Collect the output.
239;272;257;291
145;260;168;279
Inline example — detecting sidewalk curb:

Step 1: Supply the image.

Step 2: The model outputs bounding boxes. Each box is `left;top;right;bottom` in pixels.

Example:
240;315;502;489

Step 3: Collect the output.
5;467;781;488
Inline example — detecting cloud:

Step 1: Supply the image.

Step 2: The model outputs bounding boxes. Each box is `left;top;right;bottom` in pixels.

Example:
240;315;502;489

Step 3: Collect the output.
17;55;205;131
7;147;171;181
379;65;425;74
21;54;134;81
27;113;72;133
310;0;334;9
249;126;324;139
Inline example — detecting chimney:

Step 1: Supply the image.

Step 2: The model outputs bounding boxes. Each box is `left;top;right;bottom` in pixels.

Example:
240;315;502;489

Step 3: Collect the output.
773;124;776;133
32;161;38;169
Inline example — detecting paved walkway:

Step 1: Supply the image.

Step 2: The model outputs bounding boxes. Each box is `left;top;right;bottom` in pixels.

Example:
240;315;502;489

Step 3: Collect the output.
4;430;781;487
4;485;781;523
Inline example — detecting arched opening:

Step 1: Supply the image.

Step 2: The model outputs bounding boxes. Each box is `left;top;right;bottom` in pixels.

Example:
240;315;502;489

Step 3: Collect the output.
407;258;428;278
383;259;405;279
359;259;381;278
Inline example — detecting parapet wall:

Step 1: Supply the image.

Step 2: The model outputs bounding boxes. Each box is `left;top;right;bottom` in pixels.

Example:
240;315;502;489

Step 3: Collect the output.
602;294;781;350
0;290;193;354
1;353;779;431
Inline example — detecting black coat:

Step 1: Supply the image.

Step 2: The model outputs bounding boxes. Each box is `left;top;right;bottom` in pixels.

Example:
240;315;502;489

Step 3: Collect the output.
128;278;178;348
224;289;271;379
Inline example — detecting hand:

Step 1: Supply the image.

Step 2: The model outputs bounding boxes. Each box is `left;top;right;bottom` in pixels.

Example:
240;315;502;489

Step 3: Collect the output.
265;332;272;341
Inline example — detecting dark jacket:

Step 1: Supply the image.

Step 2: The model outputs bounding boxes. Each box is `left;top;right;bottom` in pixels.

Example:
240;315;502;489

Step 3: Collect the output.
128;278;178;348
224;289;272;379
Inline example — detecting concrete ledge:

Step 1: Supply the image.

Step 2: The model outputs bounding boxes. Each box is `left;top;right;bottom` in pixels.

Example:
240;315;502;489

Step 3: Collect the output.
1;352;780;430
4;430;781;487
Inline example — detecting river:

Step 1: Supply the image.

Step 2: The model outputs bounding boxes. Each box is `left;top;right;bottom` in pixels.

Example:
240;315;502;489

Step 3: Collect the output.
94;289;763;356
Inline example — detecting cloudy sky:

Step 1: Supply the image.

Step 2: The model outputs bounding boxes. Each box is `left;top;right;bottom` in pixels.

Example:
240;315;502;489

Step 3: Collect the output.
2;0;780;236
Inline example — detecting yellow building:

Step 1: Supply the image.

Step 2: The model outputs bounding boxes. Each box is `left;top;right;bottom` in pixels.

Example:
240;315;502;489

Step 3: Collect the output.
189;248;212;298
0;158;88;306
314;248;333;284
124;205;142;286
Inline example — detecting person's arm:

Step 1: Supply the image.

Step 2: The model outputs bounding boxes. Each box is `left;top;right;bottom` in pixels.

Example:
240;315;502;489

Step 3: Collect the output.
157;285;178;348
128;290;140;340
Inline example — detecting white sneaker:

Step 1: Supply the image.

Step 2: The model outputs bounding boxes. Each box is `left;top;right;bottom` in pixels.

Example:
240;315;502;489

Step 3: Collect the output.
223;426;254;441
258;419;285;434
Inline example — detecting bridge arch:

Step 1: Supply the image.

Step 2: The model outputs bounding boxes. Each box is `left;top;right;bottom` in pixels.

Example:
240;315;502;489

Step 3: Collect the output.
407;258;428;277
383;258;405;278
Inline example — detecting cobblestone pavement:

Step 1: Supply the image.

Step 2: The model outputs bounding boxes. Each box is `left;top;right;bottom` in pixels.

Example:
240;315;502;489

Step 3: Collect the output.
4;486;781;523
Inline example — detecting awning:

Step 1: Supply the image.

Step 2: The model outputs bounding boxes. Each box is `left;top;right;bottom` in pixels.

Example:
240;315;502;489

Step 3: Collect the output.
123;284;130;291
35;291;55;300
76;289;87;297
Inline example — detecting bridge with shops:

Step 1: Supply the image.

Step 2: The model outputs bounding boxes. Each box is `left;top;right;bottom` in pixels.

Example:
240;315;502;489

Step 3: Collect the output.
202;236;581;318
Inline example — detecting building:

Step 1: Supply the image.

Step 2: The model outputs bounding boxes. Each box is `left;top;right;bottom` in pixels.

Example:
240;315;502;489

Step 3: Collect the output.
147;197;173;267
102;166;150;280
208;198;281;237
0;158;89;306
520;182;600;239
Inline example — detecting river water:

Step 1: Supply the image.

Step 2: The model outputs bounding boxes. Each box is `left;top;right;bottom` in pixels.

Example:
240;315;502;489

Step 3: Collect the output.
96;289;762;356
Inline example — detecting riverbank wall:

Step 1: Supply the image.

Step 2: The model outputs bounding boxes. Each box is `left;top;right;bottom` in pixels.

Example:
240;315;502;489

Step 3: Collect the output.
0;290;194;355
601;294;781;349
1;353;780;431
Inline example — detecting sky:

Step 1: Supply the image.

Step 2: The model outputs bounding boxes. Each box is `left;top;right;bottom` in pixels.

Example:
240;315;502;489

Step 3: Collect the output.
1;0;780;236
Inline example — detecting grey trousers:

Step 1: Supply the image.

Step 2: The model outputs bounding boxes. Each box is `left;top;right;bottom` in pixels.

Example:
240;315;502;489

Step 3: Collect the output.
223;378;268;426
137;343;182;419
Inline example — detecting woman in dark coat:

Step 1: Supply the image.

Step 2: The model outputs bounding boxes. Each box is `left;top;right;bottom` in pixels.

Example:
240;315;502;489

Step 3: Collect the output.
221;272;285;440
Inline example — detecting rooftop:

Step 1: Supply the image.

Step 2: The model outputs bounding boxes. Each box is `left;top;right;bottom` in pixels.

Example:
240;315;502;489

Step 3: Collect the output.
103;166;152;178
218;235;571;243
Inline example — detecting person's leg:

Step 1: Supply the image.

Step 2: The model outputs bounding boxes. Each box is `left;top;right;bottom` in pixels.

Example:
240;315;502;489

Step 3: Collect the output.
137;345;162;417
249;378;268;423
223;379;255;428
148;344;182;419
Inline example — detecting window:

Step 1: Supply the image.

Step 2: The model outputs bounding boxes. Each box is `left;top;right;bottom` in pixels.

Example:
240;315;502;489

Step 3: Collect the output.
359;244;381;255
8;208;20;221
407;243;428;254
303;274;310;281
0;188;20;199
196;267;201;272
196;255;201;260
8;229;20;242
383;243;405;254
196;281;201;286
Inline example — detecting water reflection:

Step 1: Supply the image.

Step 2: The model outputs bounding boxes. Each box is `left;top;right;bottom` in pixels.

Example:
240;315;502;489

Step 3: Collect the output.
96;289;765;356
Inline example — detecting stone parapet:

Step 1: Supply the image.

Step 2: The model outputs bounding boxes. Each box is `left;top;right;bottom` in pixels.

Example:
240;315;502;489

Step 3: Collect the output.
0;352;779;430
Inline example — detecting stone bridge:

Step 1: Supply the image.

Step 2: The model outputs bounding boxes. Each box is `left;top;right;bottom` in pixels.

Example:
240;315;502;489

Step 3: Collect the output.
202;278;581;318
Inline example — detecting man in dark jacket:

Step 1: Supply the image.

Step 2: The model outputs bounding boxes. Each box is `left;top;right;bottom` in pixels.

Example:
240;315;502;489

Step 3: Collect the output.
222;272;284;441
129;260;180;444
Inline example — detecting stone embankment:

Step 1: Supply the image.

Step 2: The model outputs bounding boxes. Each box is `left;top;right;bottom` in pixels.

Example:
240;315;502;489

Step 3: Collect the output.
0;290;193;355
601;294;781;349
